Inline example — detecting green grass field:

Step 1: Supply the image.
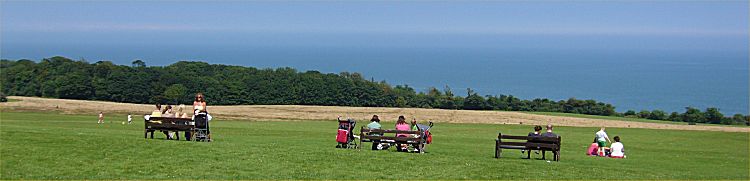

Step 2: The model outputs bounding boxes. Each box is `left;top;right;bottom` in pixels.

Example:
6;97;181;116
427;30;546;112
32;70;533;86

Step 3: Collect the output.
1;111;748;179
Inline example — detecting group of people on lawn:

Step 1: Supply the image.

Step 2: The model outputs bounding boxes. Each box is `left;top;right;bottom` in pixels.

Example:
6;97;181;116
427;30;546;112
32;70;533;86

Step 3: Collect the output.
138;92;628;158
148;93;210;140
364;115;424;151
521;125;626;159
587;127;626;158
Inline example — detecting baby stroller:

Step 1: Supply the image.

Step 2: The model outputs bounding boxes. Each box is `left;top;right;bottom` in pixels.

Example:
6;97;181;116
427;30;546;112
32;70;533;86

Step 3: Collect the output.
415;122;434;152
193;112;211;142
336;118;357;149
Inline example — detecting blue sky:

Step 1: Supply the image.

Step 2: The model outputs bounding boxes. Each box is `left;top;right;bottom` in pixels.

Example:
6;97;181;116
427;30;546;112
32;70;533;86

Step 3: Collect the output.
2;1;747;52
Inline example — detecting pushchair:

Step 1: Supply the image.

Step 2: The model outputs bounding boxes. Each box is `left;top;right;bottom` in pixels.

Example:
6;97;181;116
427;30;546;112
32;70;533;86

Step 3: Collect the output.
193;112;211;142
415;122;434;152
335;118;357;149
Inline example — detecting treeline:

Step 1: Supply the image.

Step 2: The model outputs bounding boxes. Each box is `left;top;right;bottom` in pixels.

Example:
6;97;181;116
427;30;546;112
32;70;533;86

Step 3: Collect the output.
1;56;748;125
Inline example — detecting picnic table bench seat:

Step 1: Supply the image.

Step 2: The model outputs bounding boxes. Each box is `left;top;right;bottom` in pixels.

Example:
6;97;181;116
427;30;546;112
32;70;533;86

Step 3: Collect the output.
360;127;426;153
144;117;194;140
495;133;561;161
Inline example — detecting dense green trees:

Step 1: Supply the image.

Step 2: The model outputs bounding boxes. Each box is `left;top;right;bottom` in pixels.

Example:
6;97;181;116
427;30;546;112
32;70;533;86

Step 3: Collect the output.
1;56;747;125
648;110;667;120
682;107;707;123
704;107;724;124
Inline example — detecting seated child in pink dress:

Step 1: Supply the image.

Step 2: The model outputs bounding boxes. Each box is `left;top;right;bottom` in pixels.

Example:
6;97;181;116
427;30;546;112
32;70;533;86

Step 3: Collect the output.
586;138;599;156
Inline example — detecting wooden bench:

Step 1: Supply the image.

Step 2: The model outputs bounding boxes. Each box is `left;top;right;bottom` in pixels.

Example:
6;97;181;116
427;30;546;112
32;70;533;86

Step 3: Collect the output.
494;133;561;161
145;117;194;140
359;127;426;153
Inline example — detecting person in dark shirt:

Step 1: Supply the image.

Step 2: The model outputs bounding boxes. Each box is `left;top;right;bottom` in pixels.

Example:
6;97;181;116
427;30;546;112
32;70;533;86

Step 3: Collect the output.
542;124;557;137
540;124;559;160
528;125;542;137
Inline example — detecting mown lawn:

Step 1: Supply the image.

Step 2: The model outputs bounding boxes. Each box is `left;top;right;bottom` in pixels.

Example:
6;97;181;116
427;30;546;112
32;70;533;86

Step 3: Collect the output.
1;111;748;179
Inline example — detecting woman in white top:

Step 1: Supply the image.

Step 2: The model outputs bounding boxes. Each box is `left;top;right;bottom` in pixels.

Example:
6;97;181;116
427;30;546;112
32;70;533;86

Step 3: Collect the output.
193;93;207;113
610;136;625;158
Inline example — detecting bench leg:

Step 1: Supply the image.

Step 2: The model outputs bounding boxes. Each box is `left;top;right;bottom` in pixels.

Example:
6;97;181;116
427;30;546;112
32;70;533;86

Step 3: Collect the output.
144;130;147;139
552;151;556;161
542;150;546;160
150;131;154;139
176;131;180;141
494;141;501;158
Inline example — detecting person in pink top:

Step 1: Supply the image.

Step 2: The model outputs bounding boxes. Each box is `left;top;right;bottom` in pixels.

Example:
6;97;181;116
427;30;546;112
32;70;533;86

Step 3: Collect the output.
395;116;410;151
395;116;410;137
586;138;599;156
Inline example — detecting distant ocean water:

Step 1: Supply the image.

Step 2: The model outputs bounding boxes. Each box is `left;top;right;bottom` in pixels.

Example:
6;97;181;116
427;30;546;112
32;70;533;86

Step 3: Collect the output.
2;44;748;115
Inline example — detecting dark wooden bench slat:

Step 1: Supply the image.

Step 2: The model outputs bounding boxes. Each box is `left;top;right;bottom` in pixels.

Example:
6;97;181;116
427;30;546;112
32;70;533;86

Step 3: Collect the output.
361;135;422;142
500;135;559;142
497;142;527;147
499;145;525;149
150;117;188;119
500;135;528;140
528;136;560;142
493;141;559;149
525;143;560;150
361;128;422;134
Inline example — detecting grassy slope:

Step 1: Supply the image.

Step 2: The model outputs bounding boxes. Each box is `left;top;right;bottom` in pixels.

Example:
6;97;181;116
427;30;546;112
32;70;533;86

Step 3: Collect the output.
1;111;748;179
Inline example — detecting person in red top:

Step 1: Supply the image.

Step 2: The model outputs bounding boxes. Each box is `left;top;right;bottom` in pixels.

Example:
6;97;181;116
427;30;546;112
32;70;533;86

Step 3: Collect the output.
586;138;599;156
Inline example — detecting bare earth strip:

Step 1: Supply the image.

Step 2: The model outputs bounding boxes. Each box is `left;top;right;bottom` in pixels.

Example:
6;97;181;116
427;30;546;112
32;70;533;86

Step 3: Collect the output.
2;96;747;132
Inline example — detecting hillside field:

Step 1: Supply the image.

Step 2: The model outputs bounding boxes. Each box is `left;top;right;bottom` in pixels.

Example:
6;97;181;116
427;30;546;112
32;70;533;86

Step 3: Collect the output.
1;111;748;179
3;96;748;133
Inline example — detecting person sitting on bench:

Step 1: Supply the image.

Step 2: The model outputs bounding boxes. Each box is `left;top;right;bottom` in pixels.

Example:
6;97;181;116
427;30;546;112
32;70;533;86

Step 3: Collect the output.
151;104;162;117
395;116;410;136
367;115;381;131
395;116;410;151
162;105;175;117
177;104;189;118
542;124;557;137
539;124;558;157
609;136;625;158
161;105;175;139
367;115;389;150
522;125;543;155
410;118;422;138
